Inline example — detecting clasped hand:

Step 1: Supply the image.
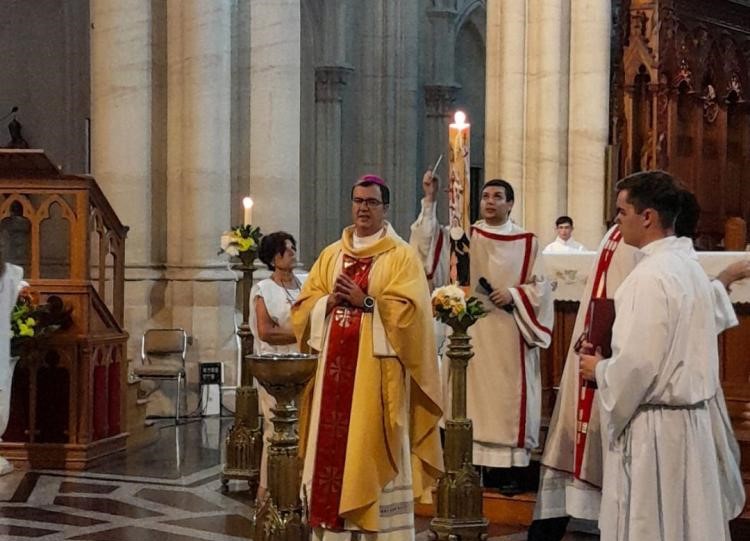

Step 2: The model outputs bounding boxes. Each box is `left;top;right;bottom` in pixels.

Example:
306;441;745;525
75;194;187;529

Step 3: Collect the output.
329;273;367;310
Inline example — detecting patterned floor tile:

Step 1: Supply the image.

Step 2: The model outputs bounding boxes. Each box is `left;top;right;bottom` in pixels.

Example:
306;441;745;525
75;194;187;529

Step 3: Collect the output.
69;525;219;541
0;523;59;538
0;506;107;526
53;496;164;518
164;514;254;537
59;482;118;495
135;488;223;513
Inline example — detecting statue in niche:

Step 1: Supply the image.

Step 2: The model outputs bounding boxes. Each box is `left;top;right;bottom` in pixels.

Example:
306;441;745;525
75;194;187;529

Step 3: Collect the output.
5;118;29;149
703;84;719;123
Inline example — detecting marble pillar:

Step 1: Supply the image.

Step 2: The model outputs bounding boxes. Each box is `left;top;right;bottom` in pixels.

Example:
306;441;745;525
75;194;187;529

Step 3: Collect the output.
90;0;152;267
313;66;353;258
249;0;301;246
424;85;458;226
567;0;611;249
424;2;459;226
485;0;527;225
524;0;570;243
356;0;420;236
91;0;165;366
165;0;238;395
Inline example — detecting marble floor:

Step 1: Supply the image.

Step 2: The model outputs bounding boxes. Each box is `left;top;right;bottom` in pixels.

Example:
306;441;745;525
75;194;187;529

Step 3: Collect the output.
0;419;599;541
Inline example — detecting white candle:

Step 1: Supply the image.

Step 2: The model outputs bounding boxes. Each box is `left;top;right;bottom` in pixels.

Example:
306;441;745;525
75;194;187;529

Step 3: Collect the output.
242;197;254;226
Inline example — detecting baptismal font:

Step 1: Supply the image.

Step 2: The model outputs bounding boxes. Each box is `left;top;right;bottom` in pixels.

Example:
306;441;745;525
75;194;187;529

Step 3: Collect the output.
249;352;317;541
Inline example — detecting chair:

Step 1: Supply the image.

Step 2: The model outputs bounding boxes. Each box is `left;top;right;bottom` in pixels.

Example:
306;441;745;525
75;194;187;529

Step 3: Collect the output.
133;328;188;423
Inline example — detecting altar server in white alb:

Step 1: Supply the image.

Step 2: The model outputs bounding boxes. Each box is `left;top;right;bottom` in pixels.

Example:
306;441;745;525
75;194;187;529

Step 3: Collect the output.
542;216;587;253
410;171;553;491
580;170;740;541
531;188;746;541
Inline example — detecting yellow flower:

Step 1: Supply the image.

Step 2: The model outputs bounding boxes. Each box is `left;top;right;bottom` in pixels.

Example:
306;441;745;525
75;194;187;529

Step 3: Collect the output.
237;236;255;252
19;318;35;337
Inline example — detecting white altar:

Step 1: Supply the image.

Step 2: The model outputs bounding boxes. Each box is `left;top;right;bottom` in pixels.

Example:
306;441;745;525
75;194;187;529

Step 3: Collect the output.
543;251;750;303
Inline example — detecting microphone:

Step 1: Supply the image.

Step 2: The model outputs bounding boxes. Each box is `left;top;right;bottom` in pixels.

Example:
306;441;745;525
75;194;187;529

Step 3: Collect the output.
478;276;514;313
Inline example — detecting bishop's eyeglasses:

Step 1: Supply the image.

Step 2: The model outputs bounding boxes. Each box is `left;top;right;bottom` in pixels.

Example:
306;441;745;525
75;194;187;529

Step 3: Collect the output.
352;197;384;208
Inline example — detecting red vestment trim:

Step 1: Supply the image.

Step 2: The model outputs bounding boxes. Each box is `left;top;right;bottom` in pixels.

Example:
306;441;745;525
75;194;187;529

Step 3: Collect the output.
517;335;527;448
470;226;536;243
426;229;444;280
309;255;373;530
516;287;552;338
574;228;622;480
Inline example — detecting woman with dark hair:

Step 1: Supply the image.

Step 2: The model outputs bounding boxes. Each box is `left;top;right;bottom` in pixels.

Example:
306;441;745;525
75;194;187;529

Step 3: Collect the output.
249;231;305;497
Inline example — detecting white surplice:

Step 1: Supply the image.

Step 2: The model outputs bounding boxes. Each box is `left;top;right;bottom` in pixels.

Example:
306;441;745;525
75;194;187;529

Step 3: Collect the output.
543;236;587;254
410;201;554;466
594;236;739;541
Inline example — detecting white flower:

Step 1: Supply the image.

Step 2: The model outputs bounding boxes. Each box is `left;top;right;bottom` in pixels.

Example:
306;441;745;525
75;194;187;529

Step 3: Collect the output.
220;233;239;256
431;283;467;308
17;280;29;293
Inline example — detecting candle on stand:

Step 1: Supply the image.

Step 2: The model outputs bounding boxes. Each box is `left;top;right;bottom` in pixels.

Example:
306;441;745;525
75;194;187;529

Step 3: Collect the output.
448;110;471;286
242;197;254;226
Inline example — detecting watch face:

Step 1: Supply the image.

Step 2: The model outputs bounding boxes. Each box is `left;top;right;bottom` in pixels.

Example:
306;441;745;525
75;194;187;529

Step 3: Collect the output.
364;296;375;308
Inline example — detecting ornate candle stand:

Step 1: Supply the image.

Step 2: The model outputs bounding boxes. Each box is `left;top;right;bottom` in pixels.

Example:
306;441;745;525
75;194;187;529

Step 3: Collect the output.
430;323;488;541
221;249;263;494
249;352;317;541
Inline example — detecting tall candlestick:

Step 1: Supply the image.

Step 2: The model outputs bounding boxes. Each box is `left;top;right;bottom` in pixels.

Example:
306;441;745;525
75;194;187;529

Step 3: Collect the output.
448;111;471;286
243;197;254;226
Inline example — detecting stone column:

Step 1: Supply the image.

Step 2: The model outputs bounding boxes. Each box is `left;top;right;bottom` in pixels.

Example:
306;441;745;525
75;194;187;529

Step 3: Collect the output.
167;0;232;268
249;0;301;244
567;0;611;248
90;0;152;267
357;0;420;235
523;0;570;242
91;0;158;360
165;0;237;391
424;85;459;225
485;0;527;225
312;66;353;258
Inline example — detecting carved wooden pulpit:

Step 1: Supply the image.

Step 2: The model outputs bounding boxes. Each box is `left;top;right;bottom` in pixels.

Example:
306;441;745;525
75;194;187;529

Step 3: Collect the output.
0;149;129;469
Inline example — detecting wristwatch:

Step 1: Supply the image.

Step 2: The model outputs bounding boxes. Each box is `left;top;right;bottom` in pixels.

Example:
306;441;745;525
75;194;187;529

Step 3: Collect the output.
362;295;375;312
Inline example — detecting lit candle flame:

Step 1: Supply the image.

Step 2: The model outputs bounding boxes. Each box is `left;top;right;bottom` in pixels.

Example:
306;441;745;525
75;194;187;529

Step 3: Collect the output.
242;197;254;209
454;110;467;127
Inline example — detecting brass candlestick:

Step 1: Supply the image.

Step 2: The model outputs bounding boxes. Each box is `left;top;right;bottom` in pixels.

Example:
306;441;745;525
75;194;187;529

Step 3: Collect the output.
430;325;488;541
222;249;263;495
249;352;317;541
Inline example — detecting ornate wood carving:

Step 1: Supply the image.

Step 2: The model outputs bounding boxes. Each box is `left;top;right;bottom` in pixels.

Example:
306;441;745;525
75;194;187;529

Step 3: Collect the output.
614;0;750;248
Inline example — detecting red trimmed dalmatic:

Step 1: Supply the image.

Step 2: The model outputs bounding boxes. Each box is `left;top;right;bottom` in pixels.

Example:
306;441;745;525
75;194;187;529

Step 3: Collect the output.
465;221;554;467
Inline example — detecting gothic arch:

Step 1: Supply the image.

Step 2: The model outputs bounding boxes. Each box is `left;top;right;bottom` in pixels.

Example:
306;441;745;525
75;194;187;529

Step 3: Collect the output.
455;0;486;47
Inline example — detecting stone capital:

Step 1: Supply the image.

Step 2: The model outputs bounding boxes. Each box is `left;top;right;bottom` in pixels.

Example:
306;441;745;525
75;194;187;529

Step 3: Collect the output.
315;65;355;103
424;84;460;117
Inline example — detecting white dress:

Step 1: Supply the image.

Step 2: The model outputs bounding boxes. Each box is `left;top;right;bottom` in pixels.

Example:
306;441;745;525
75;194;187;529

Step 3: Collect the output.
0;263;23;474
249;276;303;490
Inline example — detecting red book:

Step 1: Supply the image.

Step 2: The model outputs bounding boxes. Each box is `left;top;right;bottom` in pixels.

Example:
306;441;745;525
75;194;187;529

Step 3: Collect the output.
586;298;615;358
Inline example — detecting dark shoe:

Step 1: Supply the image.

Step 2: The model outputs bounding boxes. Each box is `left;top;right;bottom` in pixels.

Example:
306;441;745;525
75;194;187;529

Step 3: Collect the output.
527;516;570;541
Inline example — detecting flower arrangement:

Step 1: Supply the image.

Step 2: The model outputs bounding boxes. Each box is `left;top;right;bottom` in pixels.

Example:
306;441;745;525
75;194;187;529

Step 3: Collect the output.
218;225;263;257
431;283;487;331
11;284;72;356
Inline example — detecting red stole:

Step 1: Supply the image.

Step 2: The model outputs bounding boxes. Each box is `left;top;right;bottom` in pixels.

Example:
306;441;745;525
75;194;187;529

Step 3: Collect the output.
309;254;373;530
574;228;622;480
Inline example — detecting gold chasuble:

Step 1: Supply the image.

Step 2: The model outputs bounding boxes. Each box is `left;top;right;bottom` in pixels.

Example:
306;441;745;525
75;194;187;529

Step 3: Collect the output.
292;224;444;534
